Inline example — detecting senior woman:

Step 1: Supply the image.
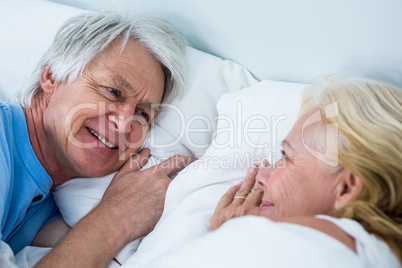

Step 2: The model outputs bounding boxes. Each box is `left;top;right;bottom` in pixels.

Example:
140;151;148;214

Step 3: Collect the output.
140;77;401;268
209;77;402;267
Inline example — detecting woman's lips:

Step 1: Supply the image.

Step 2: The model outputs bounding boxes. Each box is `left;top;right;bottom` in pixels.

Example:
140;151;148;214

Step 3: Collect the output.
261;201;274;210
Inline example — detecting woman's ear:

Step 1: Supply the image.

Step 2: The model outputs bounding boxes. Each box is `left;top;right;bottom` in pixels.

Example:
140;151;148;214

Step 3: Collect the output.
40;66;56;96
335;171;364;209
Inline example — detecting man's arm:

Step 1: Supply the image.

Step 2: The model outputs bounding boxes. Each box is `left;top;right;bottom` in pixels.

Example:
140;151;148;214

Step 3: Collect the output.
32;218;71;248
36;206;126;267
36;150;194;268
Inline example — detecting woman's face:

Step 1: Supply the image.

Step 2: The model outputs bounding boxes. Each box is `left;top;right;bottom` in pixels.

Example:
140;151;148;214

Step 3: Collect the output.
256;108;344;221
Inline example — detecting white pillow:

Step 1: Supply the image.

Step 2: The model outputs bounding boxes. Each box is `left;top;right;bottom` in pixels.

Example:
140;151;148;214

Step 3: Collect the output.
125;80;307;266
153;47;258;158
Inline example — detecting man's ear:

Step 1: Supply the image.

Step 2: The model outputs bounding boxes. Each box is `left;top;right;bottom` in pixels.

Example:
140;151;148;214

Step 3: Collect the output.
40;66;56;96
335;171;364;209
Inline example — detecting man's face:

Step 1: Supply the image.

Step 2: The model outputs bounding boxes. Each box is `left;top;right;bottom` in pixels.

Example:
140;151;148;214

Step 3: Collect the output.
42;39;165;177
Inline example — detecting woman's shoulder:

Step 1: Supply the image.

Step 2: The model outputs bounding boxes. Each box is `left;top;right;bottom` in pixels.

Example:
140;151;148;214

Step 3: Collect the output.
282;215;400;268
282;215;357;253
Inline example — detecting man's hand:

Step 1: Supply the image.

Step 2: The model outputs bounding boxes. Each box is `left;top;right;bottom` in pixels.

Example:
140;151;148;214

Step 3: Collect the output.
97;148;195;243
209;166;263;231
36;148;195;268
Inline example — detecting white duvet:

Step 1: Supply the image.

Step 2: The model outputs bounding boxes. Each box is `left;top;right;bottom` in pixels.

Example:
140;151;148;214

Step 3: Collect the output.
134;215;401;268
135;216;364;268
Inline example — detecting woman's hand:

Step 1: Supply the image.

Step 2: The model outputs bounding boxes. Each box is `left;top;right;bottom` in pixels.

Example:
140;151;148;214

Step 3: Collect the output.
209;166;263;231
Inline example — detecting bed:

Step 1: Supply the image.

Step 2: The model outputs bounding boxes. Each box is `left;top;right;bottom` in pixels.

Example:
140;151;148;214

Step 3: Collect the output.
0;0;401;267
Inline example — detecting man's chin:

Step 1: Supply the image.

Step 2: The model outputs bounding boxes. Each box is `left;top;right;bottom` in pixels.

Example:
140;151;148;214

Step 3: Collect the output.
76;165;118;178
72;150;137;178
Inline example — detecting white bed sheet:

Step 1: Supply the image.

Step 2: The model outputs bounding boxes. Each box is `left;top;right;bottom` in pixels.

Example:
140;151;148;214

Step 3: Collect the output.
134;215;400;268
135;216;363;268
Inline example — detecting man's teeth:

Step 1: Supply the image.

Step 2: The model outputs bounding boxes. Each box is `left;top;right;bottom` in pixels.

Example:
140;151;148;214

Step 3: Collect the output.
87;128;117;149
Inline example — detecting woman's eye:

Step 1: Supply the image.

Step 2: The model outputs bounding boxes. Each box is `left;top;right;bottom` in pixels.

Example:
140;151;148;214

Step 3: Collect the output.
107;87;121;97
281;149;289;161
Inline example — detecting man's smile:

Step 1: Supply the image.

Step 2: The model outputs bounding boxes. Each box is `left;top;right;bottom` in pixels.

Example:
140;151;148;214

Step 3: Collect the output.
86;127;118;149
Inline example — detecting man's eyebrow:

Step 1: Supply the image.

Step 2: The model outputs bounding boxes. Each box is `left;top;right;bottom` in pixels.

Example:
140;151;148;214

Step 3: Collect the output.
281;139;293;150
112;74;134;92
138;103;163;114
146;103;163;114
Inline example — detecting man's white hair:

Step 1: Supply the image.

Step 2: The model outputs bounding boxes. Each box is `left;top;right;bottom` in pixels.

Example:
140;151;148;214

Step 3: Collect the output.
18;11;188;107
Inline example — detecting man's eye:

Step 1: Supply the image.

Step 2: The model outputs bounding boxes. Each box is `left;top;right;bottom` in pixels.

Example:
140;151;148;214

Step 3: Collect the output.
136;110;150;122
107;87;120;97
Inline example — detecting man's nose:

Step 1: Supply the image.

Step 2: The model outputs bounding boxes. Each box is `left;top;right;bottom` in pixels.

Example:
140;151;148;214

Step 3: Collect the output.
109;104;136;134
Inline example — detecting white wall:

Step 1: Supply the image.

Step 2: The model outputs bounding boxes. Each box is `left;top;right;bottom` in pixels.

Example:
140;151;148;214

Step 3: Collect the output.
50;0;402;86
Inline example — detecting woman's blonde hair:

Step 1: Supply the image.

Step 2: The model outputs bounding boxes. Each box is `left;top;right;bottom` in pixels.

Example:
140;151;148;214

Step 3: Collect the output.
301;75;402;261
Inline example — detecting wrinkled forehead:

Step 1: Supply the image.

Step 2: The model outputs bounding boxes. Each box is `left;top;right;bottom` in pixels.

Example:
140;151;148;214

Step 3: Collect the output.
86;38;165;103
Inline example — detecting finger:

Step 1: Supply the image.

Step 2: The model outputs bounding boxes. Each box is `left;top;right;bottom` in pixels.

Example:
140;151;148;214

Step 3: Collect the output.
233;166;258;202
147;155;195;177
215;183;242;209
244;180;264;206
120;148;150;171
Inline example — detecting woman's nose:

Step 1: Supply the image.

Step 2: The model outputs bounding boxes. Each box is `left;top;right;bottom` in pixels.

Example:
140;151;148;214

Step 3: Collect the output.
256;160;272;189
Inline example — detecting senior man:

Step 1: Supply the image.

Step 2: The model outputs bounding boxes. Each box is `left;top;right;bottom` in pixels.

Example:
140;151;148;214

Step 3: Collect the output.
0;11;192;267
